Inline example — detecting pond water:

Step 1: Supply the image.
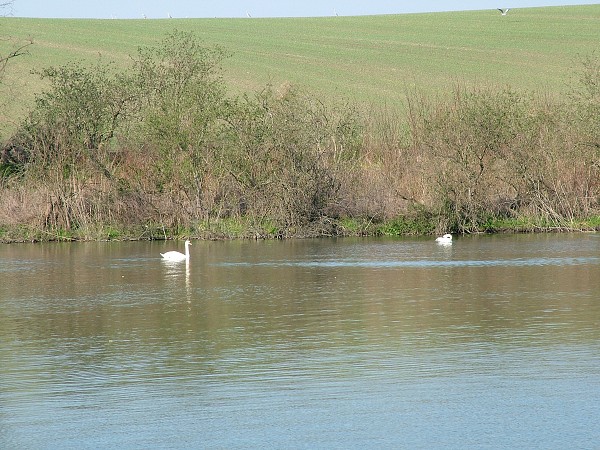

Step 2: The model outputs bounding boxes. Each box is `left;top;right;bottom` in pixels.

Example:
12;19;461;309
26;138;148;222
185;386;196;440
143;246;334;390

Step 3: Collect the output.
1;234;599;448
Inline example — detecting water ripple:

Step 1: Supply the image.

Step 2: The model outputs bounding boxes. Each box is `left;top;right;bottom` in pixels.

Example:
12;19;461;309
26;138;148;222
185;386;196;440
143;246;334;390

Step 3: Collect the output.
220;256;599;269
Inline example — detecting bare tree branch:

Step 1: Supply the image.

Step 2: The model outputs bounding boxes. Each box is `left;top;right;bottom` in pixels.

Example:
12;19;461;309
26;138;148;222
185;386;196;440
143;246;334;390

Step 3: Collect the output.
0;39;33;77
1;1;22;80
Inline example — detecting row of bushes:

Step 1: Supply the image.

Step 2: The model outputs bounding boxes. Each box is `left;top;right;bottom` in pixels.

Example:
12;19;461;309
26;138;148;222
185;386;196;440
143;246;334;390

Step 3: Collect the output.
1;31;599;240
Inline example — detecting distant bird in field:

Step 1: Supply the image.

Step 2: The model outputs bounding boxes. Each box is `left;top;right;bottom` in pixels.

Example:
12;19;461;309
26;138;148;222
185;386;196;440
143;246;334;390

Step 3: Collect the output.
168;12;172;19
497;8;510;15
247;12;252;18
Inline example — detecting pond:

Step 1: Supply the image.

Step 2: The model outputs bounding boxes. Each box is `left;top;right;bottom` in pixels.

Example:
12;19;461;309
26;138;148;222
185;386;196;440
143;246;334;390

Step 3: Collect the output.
1;234;599;448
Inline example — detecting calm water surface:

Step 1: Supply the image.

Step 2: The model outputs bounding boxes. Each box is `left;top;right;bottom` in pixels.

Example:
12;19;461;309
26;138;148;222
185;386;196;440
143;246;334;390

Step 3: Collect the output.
1;234;599;448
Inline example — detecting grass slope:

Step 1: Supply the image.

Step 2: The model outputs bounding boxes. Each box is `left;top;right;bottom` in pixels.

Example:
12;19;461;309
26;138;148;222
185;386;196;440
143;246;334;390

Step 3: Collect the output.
1;5;599;137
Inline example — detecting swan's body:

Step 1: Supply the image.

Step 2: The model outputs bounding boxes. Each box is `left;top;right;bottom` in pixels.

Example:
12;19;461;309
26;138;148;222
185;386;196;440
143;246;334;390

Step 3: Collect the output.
161;240;191;261
435;233;453;245
497;8;510;15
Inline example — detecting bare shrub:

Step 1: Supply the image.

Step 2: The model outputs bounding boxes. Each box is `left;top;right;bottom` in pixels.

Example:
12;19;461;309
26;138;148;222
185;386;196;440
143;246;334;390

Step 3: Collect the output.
407;85;583;231
223;84;362;229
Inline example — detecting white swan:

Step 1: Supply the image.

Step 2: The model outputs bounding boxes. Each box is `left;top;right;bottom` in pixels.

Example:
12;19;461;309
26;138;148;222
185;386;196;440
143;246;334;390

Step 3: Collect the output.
160;240;191;261
435;233;453;245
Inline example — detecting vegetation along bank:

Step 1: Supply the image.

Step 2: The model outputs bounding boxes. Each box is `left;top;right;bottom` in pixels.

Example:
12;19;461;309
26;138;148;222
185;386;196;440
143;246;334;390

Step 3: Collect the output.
1;7;599;242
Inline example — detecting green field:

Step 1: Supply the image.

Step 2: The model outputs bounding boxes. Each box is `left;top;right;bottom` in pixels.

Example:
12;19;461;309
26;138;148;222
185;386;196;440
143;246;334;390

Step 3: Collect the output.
1;4;599;137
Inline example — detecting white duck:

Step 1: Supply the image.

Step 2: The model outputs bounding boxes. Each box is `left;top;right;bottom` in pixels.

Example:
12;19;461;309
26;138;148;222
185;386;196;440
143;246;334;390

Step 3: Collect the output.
160;239;191;262
435;233;453;245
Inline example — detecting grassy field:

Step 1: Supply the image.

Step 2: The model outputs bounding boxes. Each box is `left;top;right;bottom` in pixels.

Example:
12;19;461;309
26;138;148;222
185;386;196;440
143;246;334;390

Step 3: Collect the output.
1;4;599;137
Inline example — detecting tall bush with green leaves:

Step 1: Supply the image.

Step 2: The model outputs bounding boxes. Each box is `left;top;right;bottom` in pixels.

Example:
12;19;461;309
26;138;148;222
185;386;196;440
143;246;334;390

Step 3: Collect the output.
4;61;135;231
13;62;131;172
127;30;230;222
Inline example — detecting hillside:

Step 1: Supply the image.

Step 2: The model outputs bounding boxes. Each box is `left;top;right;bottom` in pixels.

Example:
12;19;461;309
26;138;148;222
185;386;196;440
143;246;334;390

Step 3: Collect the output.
1;5;599;138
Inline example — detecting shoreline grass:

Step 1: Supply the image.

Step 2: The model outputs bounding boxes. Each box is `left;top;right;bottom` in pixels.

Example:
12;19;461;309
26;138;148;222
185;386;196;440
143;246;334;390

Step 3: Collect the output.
2;216;599;244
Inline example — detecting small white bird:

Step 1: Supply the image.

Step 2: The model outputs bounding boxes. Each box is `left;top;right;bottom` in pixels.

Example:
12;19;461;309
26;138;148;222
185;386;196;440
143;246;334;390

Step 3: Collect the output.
497;8;510;15
161;240;191;262
435;234;453;245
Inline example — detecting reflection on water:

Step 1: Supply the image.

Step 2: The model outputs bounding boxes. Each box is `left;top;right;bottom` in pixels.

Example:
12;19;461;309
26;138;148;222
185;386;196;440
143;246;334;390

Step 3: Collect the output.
1;234;599;448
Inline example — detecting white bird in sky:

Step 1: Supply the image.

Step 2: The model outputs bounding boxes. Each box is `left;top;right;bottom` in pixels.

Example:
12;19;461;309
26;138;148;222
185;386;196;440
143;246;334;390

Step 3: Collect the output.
435;234;453;245
161;240;192;262
497;8;510;15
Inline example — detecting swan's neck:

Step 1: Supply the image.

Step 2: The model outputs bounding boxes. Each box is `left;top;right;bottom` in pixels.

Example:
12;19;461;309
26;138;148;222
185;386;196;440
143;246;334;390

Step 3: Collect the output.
185;242;190;258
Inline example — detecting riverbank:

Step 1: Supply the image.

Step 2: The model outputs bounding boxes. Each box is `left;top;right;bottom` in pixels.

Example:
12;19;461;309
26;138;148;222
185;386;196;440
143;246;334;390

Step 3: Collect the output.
2;215;599;244
2;32;598;242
